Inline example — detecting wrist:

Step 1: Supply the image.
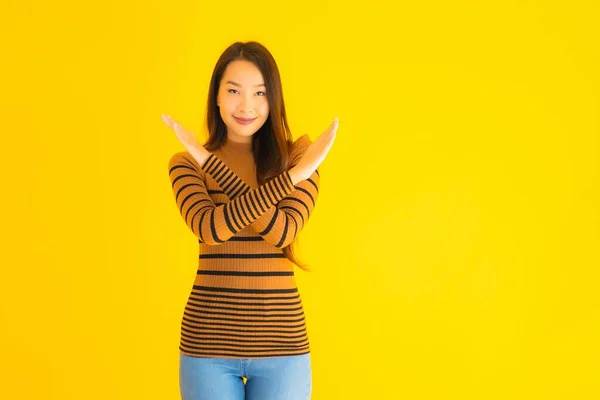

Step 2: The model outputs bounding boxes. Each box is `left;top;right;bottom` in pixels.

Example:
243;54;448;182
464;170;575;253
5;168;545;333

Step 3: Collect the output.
288;166;302;186
189;144;209;167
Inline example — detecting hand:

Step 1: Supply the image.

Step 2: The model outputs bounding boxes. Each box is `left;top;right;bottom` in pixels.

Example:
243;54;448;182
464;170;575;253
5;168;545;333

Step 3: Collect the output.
161;114;210;165
292;118;339;182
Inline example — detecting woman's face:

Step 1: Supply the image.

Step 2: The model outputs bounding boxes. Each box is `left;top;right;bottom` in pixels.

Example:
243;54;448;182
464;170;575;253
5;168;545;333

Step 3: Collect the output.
217;60;269;143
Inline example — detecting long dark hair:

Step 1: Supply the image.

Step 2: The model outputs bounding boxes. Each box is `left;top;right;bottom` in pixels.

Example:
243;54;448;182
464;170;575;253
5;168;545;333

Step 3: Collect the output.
202;41;311;272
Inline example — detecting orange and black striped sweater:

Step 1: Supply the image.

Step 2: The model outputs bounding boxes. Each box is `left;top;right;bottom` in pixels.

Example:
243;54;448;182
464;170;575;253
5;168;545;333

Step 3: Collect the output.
168;134;319;359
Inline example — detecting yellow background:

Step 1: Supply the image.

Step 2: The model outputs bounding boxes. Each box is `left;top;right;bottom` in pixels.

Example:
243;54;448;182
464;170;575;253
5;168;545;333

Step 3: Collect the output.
1;0;599;399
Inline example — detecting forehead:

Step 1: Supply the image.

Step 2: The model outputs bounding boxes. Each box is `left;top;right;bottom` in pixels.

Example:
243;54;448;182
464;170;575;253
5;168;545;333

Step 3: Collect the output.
222;60;264;85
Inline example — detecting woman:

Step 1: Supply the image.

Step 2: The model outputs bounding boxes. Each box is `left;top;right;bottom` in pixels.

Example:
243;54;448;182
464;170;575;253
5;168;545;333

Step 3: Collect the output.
162;41;338;400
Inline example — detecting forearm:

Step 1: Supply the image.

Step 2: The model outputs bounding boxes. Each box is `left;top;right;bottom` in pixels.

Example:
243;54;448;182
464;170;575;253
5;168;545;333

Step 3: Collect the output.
288;166;303;186
169;153;295;245
199;152;319;247
189;140;303;186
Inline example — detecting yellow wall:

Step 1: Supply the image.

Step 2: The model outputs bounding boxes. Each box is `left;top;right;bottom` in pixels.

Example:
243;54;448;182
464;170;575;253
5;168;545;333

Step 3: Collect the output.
1;0;598;398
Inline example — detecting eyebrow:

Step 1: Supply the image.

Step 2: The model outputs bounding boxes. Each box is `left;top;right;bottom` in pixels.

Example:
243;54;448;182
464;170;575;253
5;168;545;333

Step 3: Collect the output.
226;80;266;88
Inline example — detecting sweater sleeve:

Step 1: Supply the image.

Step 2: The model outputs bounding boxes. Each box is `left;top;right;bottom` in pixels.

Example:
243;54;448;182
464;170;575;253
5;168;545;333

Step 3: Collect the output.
168;152;296;245
200;134;320;248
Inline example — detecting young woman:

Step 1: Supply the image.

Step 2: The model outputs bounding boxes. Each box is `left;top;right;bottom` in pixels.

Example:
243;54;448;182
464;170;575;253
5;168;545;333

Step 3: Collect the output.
162;41;338;400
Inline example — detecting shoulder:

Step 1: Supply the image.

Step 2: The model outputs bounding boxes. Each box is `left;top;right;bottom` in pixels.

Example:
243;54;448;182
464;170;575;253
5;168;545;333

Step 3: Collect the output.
289;133;312;158
293;133;312;149
287;134;312;167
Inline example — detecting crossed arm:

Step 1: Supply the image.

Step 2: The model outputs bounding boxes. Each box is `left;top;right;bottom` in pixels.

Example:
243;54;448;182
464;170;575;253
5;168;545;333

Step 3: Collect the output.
168;135;320;247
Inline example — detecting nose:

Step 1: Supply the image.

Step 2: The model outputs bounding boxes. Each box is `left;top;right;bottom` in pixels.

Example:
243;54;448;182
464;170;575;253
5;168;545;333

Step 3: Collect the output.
239;94;256;115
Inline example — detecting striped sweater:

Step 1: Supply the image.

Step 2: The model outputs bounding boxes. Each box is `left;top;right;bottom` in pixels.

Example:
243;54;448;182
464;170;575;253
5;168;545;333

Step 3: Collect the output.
168;134;320;359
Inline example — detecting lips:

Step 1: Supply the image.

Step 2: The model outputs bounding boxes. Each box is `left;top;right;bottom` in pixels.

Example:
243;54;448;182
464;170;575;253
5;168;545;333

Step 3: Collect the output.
234;116;256;125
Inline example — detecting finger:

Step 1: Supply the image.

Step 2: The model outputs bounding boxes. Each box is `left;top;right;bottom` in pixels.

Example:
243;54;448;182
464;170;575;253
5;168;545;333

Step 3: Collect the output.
325;118;338;134
170;116;180;132
173;121;190;137
317;119;338;143
161;114;174;129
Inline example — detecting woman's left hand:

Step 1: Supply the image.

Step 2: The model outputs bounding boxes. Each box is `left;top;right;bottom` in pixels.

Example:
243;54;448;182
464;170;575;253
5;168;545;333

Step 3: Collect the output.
161;114;210;165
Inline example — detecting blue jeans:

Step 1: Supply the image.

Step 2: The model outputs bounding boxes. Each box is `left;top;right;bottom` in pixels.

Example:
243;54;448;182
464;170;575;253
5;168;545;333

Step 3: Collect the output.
179;352;312;400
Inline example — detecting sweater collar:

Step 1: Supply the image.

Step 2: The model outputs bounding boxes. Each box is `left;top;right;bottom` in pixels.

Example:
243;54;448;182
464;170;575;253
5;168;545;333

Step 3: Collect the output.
223;136;253;152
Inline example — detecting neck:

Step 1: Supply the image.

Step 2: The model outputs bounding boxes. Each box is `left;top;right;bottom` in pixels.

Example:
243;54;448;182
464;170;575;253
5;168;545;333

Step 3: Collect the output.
224;136;254;151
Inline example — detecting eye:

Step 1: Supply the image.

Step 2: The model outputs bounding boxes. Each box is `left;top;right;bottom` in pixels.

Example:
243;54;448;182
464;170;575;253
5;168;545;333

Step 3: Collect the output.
227;89;266;96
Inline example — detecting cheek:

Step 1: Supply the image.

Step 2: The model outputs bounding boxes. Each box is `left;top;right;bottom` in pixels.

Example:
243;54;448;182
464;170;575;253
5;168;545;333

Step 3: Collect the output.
220;102;236;113
219;107;233;123
260;102;270;116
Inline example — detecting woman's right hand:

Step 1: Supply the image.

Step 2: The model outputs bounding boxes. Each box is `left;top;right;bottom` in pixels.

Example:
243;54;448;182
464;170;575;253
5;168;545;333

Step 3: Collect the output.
290;118;339;183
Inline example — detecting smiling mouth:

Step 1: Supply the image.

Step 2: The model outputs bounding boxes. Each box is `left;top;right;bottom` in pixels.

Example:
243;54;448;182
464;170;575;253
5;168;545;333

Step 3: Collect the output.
234;117;256;124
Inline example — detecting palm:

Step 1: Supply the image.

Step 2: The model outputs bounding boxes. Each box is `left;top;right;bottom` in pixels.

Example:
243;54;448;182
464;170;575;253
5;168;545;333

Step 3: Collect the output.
162;113;211;165
295;118;338;180
161;114;199;149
